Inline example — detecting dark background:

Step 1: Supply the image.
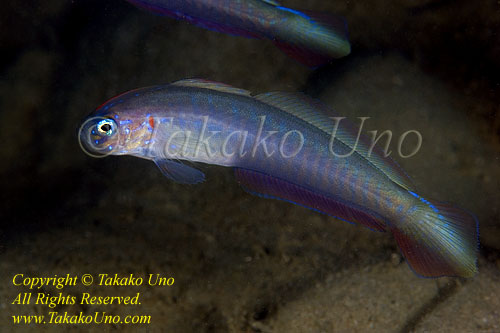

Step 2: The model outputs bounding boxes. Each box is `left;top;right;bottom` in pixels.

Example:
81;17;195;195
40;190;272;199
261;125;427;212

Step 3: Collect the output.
1;0;499;331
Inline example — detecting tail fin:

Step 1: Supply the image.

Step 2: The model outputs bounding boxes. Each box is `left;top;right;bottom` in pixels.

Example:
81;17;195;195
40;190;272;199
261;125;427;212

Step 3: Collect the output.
273;9;351;67
391;200;479;278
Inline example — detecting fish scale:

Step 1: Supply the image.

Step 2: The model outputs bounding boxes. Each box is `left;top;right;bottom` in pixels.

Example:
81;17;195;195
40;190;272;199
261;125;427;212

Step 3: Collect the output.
79;79;479;278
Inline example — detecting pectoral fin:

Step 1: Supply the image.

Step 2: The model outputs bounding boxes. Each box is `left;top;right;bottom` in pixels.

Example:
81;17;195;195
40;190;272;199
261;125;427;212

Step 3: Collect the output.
154;158;205;184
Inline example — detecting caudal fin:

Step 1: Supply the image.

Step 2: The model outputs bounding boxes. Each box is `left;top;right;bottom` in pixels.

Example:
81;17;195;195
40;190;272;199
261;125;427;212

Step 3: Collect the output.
392;200;479;278
273;9;351;67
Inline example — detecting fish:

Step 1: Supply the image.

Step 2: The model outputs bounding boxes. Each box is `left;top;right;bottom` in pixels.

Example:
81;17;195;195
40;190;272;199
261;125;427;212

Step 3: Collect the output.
124;0;351;67
79;79;479;278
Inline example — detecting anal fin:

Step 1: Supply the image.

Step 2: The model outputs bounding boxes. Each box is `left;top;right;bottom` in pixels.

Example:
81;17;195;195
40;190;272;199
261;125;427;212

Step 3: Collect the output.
235;168;386;232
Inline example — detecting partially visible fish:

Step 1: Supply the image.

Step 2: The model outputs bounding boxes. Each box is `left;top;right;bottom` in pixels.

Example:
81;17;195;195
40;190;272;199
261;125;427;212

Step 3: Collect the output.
125;0;351;67
79;79;479;278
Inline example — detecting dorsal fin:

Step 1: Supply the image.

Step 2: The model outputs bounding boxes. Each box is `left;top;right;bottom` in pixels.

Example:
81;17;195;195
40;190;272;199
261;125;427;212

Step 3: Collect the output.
254;92;415;191
171;79;251;96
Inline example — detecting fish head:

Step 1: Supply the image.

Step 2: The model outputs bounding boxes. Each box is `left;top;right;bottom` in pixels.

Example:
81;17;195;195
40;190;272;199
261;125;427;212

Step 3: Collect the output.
79;94;156;158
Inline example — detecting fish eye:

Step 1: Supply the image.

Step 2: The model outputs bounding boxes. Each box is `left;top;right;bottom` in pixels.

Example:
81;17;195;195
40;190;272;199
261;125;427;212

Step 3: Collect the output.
96;119;116;136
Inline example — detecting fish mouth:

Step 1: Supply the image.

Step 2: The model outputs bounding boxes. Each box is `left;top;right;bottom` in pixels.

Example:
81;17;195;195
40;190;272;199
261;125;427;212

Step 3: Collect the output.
78;116;120;158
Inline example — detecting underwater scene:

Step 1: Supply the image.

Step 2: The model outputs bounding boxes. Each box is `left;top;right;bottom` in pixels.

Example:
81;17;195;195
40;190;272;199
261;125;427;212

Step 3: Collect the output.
1;0;499;331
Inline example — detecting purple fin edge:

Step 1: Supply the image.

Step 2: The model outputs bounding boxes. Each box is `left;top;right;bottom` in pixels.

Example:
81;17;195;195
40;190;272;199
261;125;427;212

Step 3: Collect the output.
234;168;387;232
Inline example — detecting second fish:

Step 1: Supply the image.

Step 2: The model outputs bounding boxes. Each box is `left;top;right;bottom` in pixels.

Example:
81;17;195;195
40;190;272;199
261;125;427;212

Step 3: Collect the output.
125;0;351;67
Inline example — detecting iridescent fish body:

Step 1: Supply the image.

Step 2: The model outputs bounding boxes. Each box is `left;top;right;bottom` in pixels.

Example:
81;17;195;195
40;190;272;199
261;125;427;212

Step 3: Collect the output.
79;79;479;278
125;0;351;67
